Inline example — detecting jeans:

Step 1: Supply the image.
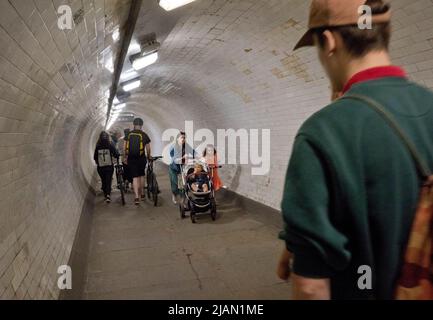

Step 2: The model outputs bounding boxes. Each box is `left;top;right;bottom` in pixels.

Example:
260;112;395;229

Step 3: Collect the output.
169;166;181;196
97;166;114;197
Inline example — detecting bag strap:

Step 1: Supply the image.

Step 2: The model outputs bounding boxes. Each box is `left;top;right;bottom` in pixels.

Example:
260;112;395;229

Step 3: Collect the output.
341;94;432;179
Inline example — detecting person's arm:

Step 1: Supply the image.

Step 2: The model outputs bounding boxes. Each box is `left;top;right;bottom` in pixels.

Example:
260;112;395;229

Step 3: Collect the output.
174;149;184;164
279;135;350;300
277;246;330;300
277;247;292;281
146;144;151;161
292;275;331;300
123;137;129;165
143;133;152;160
94;147;98;165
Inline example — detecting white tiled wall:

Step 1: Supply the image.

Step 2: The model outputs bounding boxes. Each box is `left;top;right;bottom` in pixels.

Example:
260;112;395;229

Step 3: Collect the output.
0;0;130;299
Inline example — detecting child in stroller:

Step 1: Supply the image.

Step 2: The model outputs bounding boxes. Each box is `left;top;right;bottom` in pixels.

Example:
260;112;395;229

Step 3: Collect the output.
179;161;217;223
187;163;210;193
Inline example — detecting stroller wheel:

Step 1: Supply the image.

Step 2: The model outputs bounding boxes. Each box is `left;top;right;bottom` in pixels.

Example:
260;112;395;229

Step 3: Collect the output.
179;203;186;219
190;210;196;224
210;198;217;221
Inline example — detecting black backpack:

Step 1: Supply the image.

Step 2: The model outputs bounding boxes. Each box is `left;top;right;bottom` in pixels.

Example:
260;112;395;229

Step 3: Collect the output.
126;132;144;157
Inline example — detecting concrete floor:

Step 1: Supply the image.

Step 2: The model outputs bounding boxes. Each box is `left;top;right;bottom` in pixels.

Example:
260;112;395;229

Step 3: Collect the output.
83;165;292;300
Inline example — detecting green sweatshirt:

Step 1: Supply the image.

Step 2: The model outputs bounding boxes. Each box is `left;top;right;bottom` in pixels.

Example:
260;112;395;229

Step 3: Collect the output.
280;77;433;299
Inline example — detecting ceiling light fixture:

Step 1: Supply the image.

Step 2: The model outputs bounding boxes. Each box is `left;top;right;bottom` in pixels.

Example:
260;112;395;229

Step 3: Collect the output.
122;79;141;92
128;42;141;54
131;52;158;71
112;103;126;111
129;33;160;71
112;28;120;42
120;69;139;81
159;0;196;11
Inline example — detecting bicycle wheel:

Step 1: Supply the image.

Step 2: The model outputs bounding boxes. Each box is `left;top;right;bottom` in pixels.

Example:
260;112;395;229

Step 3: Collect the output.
179;196;186;219
152;176;159;207
210;198;217;221
146;172;152;199
119;176;126;206
190;208;197;224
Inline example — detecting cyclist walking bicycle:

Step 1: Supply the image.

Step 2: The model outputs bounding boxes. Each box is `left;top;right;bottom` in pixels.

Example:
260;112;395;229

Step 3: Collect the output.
124;118;152;206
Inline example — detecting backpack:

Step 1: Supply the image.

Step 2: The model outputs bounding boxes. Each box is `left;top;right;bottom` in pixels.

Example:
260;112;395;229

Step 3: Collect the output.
126;132;144;157
98;148;113;167
343;94;433;300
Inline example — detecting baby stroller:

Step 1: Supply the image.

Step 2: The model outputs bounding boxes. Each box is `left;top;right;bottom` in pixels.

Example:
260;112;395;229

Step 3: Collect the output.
178;160;217;224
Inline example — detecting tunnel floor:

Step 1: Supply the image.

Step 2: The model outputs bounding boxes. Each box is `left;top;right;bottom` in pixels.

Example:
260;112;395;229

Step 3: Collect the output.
82;166;291;300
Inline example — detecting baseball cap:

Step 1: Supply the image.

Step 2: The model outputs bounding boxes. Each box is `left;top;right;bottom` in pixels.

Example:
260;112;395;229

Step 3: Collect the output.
293;0;391;51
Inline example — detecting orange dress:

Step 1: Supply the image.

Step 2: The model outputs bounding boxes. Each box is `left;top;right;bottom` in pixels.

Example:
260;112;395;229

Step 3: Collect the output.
205;155;222;191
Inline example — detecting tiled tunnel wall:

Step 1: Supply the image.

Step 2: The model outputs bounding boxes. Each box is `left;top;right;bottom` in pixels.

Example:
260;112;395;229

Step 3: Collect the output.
0;0;130;299
0;0;432;299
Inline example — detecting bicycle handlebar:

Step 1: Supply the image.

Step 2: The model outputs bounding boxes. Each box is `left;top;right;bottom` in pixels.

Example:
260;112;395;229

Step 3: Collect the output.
150;156;163;161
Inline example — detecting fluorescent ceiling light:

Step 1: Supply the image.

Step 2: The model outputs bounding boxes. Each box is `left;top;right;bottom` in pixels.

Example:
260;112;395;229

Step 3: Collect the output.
132;52;158;71
159;0;196;11
122;80;141;92
128;42;141;54
112;28;120;42
105;56;114;73
112;103;126;111
120;69;138;81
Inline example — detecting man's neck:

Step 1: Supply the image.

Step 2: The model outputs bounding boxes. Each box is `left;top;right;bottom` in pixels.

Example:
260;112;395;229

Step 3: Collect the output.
343;51;392;86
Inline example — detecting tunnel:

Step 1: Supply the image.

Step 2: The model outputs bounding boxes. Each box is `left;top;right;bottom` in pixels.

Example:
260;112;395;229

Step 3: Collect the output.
0;0;433;301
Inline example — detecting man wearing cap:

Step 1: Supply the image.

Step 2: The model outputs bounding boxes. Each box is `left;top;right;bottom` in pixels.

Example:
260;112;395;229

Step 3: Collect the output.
277;0;433;299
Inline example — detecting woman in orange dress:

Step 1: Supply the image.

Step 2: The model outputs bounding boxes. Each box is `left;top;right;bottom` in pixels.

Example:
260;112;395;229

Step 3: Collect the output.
202;145;222;191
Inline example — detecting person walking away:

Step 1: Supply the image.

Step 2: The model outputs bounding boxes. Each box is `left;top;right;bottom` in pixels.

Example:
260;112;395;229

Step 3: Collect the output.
169;132;196;204
277;0;433;300
118;128;132;189
94;131;119;203
125;118;151;206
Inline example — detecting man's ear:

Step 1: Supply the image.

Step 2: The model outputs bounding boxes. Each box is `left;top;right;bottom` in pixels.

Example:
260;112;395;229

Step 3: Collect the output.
322;30;337;57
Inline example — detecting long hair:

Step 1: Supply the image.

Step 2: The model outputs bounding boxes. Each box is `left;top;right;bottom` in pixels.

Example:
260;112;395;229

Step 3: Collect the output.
203;145;217;158
97;131;111;148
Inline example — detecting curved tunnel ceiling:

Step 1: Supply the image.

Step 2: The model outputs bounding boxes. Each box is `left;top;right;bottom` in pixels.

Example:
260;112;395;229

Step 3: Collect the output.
102;0;433;209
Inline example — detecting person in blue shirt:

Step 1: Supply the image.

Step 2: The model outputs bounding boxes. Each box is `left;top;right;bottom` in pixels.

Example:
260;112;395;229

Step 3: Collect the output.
169;131;196;204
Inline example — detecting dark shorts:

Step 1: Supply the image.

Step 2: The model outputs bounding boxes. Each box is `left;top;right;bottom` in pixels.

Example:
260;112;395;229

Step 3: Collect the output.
128;156;146;178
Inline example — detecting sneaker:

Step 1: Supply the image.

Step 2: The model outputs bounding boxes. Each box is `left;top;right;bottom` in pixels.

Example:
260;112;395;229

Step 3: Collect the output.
106;195;111;203
172;194;177;205
135;198;140;206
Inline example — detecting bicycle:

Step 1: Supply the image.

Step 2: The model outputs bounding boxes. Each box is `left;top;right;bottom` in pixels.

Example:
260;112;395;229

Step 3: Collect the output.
114;158;126;206
145;156;163;207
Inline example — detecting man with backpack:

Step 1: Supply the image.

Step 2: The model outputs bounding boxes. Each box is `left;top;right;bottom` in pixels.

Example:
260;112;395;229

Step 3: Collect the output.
277;0;433;299
125;118;152;205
